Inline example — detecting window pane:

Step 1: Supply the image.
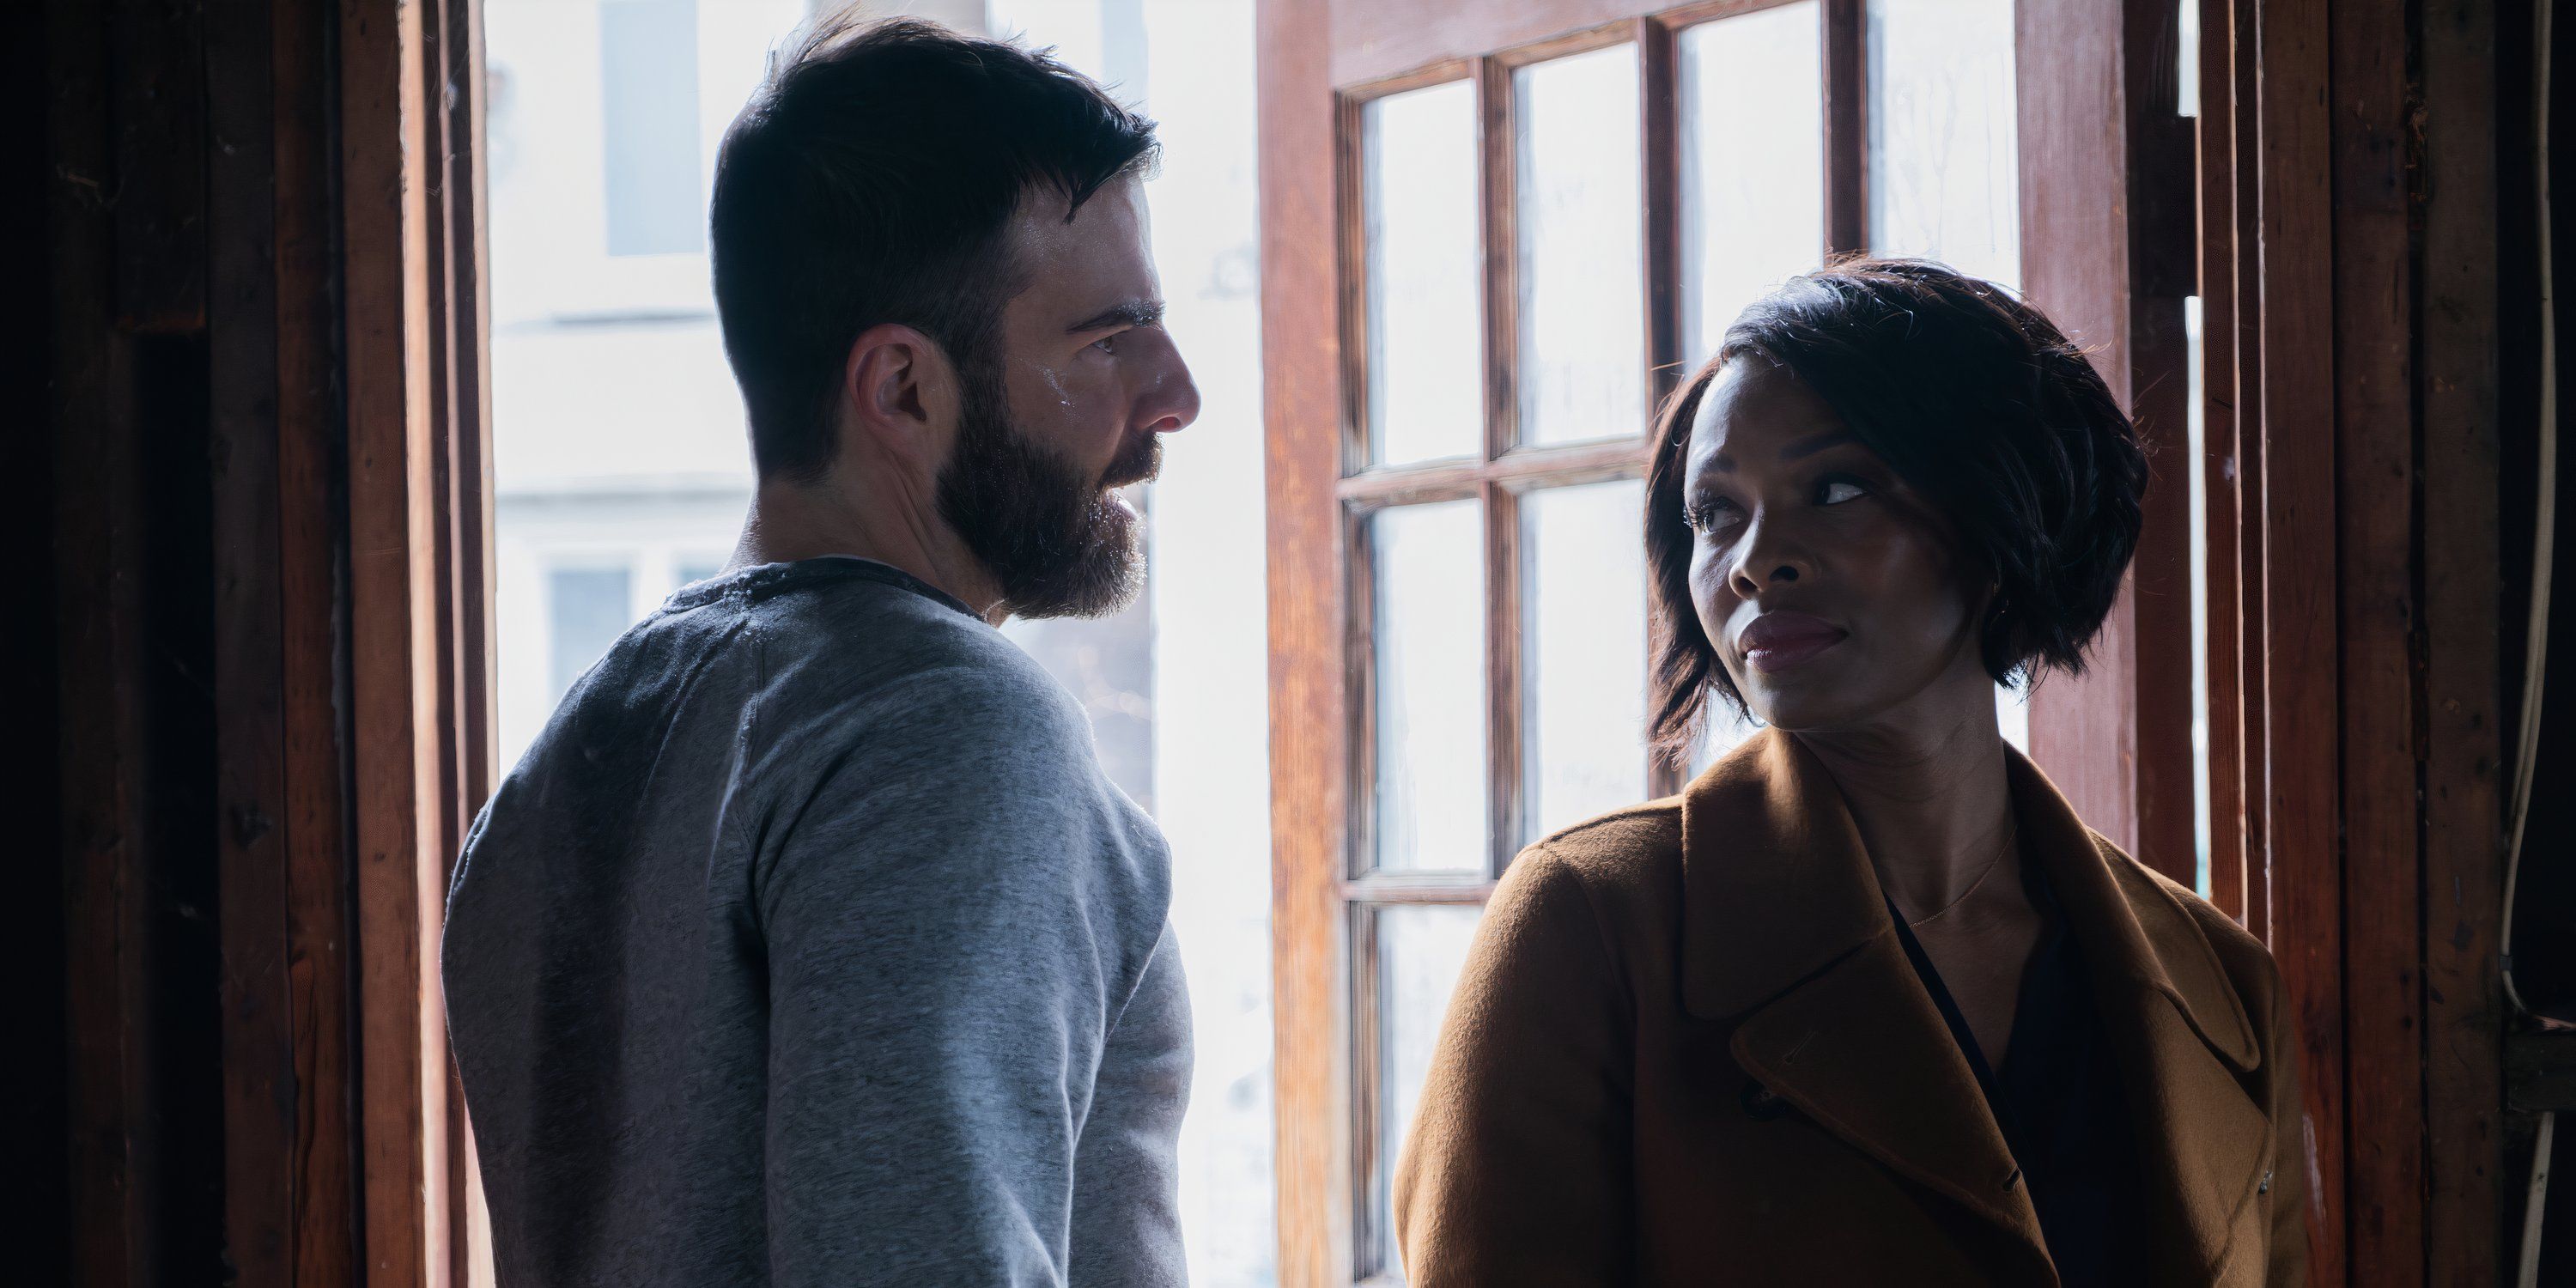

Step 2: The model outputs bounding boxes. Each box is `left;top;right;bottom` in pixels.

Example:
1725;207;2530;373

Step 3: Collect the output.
1679;2;1825;364
599;0;705;257
1372;902;1484;1271
1515;46;1645;448
547;566;634;700
1523;480;1648;840
1370;500;1488;873
1866;0;2019;288
1364;81;1484;466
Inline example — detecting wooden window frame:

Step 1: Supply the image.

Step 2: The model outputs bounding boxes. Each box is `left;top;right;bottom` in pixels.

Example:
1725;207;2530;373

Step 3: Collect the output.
1263;1;2204;1284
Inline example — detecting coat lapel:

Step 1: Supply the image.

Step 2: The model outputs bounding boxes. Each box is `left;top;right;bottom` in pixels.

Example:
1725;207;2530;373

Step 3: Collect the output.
1682;731;2278;1285
2007;752;2276;1281
1682;731;2053;1278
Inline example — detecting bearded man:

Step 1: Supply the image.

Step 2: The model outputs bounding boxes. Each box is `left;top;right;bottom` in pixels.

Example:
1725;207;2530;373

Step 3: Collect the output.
440;16;1202;1288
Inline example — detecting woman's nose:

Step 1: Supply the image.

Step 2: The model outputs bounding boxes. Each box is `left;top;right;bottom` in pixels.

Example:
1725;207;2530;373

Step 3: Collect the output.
1727;514;1812;598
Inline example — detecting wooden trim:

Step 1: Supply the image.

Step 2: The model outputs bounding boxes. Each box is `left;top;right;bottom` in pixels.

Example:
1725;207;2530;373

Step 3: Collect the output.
2248;2;2346;1282
1641;15;1686;802
1490;16;1635;70
1261;2;1359;1282
2194;0;2245;922
49;0;155;1277
1345;503;1383;878
1487;479;1526;867
276;1;364;1276
1479;54;1526;871
1820;0;1866;258
1340;879;1504;904
1339;439;1652;505
2193;60;2240;900
2417;0;2506;1279
341;0;448;1272
2015;0;2136;850
1340;55;1477;105
2227;0;2271;941
1640;15;1680;398
1334;88;1370;478
2014;0;2200;887
342;0;493;1281
1481;54;1516;461
425;0;499;1280
1346;904;1392;1277
208;0;362;1282
2123;0;2202;893
2327;0;2430;1281
1330;0;1810;88
208;41;296;1274
1646;0;1810;33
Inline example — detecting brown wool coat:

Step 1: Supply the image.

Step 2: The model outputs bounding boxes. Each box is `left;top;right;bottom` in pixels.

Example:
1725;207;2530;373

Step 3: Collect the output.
1394;729;2309;1287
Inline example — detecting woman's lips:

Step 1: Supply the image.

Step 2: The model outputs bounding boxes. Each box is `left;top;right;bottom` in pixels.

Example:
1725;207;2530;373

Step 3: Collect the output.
1737;611;1849;672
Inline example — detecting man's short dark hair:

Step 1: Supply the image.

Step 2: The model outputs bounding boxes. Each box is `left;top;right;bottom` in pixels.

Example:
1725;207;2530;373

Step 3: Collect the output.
1643;258;2148;765
710;15;1158;482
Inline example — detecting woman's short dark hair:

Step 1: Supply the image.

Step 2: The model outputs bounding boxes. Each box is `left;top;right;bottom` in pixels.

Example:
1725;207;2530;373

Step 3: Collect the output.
711;15;1157;482
1643;258;2147;766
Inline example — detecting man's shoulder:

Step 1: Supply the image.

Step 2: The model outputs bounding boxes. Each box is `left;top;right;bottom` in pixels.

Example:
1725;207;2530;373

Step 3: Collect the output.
748;586;1091;784
746;560;1051;692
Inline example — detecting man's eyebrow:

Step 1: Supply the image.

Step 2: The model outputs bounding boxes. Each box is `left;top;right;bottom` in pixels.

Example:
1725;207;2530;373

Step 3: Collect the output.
1066;300;1166;334
1779;430;1859;462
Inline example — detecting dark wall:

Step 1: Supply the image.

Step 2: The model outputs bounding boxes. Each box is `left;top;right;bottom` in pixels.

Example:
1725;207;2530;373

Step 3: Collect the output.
6;0;69;1277
27;0;234;1281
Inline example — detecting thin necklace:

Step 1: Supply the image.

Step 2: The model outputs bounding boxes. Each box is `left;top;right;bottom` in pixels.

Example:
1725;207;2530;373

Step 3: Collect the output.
1904;820;2018;928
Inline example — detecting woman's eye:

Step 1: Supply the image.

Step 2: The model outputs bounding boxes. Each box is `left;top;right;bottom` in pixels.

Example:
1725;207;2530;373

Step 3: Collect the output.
1819;477;1868;505
1686;498;1740;533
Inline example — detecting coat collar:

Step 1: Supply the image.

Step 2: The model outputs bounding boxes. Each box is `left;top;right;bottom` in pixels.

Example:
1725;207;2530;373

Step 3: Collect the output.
1681;727;2274;1282
1678;726;2260;1069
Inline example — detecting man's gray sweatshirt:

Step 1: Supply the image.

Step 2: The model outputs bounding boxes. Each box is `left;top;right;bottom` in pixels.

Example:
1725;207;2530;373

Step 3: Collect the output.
442;556;1191;1287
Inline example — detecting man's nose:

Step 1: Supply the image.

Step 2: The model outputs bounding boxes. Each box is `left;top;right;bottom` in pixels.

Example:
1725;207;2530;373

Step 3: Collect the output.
1138;349;1202;435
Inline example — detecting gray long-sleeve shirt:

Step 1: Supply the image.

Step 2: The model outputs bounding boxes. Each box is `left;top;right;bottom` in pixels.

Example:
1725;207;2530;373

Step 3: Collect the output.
443;556;1191;1287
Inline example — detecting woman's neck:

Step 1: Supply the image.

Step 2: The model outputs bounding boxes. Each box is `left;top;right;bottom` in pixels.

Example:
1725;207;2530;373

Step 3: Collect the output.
1789;679;2017;925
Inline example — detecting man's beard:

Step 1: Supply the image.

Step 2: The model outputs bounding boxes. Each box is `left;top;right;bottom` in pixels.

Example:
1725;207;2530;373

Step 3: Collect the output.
936;371;1159;620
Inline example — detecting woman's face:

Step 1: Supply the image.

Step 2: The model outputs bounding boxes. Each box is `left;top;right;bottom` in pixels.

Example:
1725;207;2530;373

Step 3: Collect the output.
1680;356;1991;733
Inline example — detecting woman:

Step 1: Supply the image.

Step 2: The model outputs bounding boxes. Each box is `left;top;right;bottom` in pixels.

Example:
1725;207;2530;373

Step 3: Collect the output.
1394;260;2306;1287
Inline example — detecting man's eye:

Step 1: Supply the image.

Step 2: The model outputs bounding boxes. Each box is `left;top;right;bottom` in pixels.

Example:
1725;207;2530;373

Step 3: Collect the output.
1819;478;1868;505
1091;332;1121;355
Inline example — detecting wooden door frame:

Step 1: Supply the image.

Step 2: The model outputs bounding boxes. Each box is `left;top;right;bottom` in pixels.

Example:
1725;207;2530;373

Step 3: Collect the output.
339;0;498;1283
195;0;496;1283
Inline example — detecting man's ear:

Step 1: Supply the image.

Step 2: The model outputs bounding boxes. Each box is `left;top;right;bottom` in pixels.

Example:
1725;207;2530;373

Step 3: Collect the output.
838;322;958;471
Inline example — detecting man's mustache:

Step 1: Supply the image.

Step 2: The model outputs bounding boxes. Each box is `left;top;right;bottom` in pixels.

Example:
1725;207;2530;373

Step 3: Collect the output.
1101;434;1163;490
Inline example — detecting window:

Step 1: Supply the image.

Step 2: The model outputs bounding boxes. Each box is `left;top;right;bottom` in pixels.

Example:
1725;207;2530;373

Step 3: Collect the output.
544;565;633;698
599;0;705;257
1266;3;2074;1282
